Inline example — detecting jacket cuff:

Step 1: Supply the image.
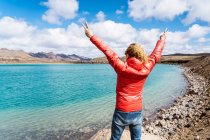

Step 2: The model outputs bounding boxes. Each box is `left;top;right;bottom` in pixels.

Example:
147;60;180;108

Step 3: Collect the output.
90;35;96;42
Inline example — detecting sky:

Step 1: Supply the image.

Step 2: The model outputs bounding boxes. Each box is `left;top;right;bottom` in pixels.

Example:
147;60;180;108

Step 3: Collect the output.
0;0;210;58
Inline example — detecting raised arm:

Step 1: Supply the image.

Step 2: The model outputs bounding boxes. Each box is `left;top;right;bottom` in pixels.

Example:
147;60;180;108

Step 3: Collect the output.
149;35;166;63
142;33;166;75
90;36;125;73
82;21;124;73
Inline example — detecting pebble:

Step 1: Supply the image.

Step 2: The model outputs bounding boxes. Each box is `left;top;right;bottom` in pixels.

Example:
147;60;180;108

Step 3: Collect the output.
194;135;200;140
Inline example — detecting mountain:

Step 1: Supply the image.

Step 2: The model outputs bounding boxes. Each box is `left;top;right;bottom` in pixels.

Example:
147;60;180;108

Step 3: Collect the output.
29;52;91;62
0;48;42;63
0;48;91;63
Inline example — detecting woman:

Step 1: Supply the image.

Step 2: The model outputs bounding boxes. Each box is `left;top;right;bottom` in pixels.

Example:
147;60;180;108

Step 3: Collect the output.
83;22;167;140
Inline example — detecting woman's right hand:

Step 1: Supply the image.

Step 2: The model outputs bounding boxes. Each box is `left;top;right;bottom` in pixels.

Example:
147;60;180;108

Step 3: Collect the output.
82;21;93;38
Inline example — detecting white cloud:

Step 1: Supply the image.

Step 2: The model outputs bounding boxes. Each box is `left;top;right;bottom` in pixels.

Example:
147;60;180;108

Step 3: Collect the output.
0;16;209;58
128;0;188;21
0;16;36;38
186;24;210;38
91;20;137;44
41;0;79;24
197;37;210;43
116;10;124;15
96;11;106;22
182;0;210;24
128;0;210;24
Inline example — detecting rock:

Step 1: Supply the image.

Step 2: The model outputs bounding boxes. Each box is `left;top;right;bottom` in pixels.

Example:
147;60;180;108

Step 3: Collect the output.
184;123;191;128
147;126;154;133
200;112;206;118
143;117;149;122
168;130;176;136
205;107;210;111
155;120;166;127
164;114;170;121
153;129;159;135
157;114;163;120
189;99;193;102
63;135;69;139
194;135;200;140
172;113;179;120
177;124;182;129
186;113;193;118
158;108;166;113
189;90;197;95
197;128;204;132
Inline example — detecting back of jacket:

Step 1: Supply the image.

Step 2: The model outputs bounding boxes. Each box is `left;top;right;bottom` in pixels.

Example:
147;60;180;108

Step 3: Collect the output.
90;35;165;112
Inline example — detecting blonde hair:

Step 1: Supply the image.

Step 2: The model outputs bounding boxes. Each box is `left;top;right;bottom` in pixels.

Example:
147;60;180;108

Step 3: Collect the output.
125;43;148;63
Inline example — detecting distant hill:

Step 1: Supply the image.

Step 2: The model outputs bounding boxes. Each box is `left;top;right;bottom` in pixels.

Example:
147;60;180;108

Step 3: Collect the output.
0;48;90;64
29;52;91;62
0;48;42;63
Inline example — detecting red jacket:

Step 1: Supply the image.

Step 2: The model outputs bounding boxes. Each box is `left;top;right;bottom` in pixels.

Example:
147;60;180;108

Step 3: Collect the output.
90;35;165;112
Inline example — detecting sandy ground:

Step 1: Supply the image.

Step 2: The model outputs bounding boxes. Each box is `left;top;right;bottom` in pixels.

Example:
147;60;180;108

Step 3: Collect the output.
90;129;166;140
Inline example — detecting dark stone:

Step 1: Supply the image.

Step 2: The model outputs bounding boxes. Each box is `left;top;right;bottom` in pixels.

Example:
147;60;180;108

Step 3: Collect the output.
188;90;197;95
197;128;204;132
172;113;179;120
157;115;163;120
143;117;149;122
168;130;176;136
205;107;210;111
200;112;207;118
184;124;191;128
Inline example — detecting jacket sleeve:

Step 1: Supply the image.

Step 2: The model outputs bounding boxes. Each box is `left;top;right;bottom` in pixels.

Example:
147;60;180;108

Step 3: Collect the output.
90;35;125;73
142;38;165;75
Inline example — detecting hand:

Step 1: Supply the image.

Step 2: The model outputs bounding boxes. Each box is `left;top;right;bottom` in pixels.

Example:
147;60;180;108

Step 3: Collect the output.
160;28;168;40
160;34;166;40
82;21;93;38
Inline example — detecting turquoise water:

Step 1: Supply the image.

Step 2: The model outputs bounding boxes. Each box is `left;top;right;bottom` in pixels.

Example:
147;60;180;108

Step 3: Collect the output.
0;64;186;139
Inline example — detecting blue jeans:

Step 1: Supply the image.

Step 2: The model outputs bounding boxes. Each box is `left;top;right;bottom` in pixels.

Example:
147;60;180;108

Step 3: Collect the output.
110;109;143;140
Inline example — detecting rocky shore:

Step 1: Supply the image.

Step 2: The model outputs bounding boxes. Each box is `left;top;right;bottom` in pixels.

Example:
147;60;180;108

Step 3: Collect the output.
90;56;210;140
143;56;210;140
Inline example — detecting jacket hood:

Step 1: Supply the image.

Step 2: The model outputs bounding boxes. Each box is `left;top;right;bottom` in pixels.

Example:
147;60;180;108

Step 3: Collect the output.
126;57;143;71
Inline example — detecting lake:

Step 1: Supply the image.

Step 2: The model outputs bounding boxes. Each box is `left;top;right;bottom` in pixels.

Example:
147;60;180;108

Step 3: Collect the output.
0;64;187;140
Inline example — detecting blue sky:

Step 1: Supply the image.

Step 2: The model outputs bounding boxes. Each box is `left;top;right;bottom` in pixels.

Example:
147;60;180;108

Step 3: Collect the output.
0;0;209;57
0;0;202;30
